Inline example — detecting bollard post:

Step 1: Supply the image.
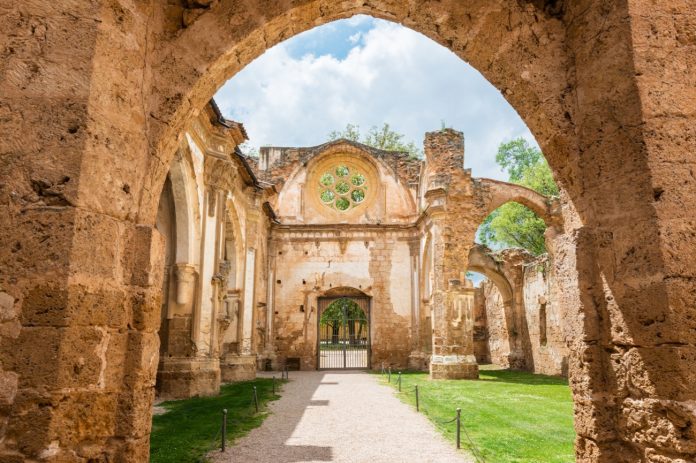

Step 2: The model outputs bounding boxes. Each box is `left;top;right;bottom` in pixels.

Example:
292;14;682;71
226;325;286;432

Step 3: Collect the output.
456;408;461;449
272;376;276;395
253;386;259;413
388;367;391;383
286;365;289;380
221;409;228;452
398;372;402;392
415;385;419;412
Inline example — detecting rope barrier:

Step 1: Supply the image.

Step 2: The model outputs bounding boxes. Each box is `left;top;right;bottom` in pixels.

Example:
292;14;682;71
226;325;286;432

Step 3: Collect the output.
379;370;487;462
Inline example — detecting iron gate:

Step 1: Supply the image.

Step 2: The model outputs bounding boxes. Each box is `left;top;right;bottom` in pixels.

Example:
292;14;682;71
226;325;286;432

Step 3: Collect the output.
318;296;370;369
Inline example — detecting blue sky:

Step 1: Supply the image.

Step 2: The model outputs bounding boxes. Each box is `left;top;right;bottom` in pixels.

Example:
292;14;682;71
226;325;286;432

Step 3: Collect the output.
215;15;538;180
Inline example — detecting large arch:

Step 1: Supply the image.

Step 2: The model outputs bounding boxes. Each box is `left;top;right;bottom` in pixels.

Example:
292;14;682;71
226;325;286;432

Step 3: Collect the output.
475;178;560;228
0;2;693;462
142;1;574;222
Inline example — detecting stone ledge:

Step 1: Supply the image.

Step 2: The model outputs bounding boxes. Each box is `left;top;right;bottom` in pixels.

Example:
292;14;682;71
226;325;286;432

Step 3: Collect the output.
220;354;257;382
156;357;220;399
430;357;479;380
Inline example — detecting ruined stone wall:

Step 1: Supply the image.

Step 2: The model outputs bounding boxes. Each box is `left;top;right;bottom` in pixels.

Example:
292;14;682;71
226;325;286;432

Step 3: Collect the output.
271;229;414;370
522;257;569;376
477;283;511;368
262;141;419;226
477;255;569;377
154;104;274;395
1;1;694;461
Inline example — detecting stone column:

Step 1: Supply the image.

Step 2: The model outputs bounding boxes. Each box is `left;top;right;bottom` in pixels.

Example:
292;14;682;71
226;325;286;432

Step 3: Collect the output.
220;207;259;382
258;237;279;370
407;238;427;370
423;129;479;380
430;279;478;379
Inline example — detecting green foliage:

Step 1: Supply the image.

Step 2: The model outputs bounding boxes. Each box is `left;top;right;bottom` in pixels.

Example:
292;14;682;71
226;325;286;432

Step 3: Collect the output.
495;138;543;183
328;123;361;143
478;138;559;255
239;142;259;159
320;298;366;322
328;123;423;159
378;366;575;463
150;378;283;463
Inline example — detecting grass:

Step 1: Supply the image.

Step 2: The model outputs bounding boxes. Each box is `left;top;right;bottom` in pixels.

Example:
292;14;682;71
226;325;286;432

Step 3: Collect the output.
377;366;575;463
150;378;283;463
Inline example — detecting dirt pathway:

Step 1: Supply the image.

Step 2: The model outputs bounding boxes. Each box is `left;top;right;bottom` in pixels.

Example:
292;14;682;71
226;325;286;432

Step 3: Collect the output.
210;371;472;463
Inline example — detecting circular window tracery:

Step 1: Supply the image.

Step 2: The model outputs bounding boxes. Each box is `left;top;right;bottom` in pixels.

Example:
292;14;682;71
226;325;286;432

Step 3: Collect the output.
317;163;368;212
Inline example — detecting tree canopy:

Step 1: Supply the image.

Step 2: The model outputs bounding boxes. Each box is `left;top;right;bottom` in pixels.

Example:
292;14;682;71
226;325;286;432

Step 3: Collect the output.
320;298;366;323
478;138;559;255
328;123;422;159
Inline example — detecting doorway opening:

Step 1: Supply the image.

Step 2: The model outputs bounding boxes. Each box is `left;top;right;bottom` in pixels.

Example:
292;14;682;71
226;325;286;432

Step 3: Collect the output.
318;296;370;369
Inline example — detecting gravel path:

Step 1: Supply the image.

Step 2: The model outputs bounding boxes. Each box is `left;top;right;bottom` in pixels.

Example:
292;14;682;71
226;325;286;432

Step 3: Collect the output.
210;371;472;463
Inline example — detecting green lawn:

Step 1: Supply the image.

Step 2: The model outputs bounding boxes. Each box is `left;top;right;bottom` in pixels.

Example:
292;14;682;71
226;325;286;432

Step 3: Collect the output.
378;366;575;463
150;378;283;463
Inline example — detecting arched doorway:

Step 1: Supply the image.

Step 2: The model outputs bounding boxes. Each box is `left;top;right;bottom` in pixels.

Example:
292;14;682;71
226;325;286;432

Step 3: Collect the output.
318;296;370;369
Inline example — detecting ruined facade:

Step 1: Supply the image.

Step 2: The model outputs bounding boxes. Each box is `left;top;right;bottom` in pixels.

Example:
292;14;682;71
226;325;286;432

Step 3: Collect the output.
254;129;557;379
145;96;566;395
472;246;569;376
153;110;556;394
154;103;273;398
1;1;694;462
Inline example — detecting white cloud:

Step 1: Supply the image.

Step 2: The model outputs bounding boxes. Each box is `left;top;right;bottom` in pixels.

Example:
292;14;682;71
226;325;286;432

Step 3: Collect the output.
348;31;363;44
215;19;537;181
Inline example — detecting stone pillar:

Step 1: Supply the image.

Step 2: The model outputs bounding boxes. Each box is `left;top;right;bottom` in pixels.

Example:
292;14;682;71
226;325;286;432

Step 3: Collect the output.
174;263;196;306
219;208;259;382
423;128;479;380
430;279;479;379
407;238;427;370
257;237;278;370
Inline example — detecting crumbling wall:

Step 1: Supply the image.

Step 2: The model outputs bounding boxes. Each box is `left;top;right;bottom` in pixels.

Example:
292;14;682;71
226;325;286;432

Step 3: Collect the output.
477;254;569;377
478;283;511;367
522;257;568;376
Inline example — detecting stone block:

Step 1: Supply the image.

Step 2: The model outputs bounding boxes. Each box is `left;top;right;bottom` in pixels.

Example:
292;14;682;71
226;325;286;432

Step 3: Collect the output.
116;385;156;439
1;326;105;389
70;208;122;279
156;357;220;399
430;361;479;380
51;391;119;445
4;389;53;457
123;331;160;389
623;346;696;401
620;398;696;455
122;225;166;288
220;354;257;382
21;283;129;328
129;287;163;331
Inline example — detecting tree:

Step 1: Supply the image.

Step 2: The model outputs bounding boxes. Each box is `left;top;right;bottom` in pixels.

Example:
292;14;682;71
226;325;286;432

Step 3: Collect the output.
320;298;367;345
328;123;422;159
328;123;361;143
478;138;559;255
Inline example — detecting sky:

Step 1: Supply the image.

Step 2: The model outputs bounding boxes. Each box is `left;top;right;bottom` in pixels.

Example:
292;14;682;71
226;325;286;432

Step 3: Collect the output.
214;15;538;181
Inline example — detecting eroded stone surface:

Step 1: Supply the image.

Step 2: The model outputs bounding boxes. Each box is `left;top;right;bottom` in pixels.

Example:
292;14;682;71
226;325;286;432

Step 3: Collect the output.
0;1;694;462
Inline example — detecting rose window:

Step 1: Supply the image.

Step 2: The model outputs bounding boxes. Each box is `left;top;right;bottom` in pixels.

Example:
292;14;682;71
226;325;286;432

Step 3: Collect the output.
318;164;367;211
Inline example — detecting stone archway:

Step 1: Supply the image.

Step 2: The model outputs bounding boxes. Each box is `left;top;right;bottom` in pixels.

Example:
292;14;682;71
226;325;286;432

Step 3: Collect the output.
467;245;518;367
1;2;693;462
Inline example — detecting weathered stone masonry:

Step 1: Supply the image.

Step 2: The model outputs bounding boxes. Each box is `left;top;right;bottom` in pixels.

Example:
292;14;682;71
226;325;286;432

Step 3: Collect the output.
1;1;693;461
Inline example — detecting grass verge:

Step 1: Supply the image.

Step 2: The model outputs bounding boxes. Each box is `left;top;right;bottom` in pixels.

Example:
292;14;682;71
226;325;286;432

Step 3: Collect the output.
377;366;575;463
150;377;283;463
